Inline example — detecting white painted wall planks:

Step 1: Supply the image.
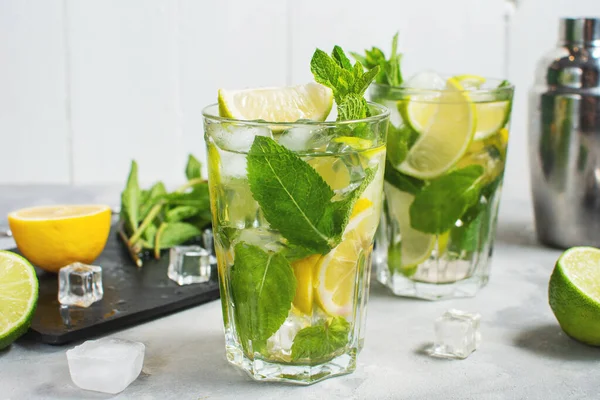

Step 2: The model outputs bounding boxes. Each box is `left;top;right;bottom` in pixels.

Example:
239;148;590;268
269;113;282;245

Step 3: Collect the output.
0;0;599;189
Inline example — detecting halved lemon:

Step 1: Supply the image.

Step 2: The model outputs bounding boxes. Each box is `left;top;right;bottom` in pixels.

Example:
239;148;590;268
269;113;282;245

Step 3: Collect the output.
399;78;476;179
8;205;112;273
218;82;333;122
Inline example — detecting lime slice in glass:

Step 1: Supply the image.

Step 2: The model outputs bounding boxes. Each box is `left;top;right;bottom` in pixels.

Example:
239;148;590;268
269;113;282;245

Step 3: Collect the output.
399;78;476;179
385;185;436;268
0;250;38;350
218;82;333;122
453;75;511;141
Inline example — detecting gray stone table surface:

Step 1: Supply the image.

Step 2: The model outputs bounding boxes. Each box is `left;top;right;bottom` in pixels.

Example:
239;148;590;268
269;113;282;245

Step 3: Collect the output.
0;185;597;400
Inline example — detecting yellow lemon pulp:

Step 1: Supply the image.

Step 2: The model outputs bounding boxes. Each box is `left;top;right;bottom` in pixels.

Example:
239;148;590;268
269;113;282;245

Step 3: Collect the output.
291;199;375;317
8;205;112;273
291;254;321;315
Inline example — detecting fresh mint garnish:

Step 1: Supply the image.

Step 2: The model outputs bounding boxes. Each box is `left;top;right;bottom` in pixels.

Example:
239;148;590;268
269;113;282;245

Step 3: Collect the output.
351;32;403;86
154;222;202;249
310;46;379;121
247;135;376;254
231;242;296;347
118;155;212;265
409;165;484;234
185;154;203;180
291;317;350;362
120;160;141;233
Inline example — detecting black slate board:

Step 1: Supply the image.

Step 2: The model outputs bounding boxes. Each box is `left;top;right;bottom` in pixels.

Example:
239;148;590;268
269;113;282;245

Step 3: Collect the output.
15;225;220;345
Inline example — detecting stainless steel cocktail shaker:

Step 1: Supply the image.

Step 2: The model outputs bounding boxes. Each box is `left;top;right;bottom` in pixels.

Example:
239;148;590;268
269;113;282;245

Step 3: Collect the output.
529;17;600;249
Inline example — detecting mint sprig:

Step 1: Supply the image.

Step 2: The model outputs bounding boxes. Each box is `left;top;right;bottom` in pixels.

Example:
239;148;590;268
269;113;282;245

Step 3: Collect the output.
231;242;296;350
351;32;403;86
310;46;379;121
409;165;484;234
247;136;376;254
291;317;350;362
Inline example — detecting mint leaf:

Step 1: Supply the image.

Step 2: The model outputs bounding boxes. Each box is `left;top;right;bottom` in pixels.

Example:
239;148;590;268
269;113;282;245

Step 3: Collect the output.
139;181;166;221
155;222;202;249
332;45;352;70
161;183;210;209
384;161;424;195
310;46;379;122
166;206;200;222
120;160;141;232
185;154;203;180
291;317;350;362
338;94;368;120
352;33;403;86
248;136;376;254
449;209;483;253
248;136;335;253
232;242;296;347
409;165;484;234
386;123;419;166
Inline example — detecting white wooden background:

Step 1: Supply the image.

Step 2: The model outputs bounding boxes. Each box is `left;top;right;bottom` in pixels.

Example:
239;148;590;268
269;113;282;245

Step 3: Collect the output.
1;0;599;193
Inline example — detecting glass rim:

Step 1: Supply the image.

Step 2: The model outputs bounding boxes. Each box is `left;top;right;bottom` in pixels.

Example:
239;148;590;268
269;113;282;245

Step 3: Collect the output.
371;78;515;96
201;101;390;127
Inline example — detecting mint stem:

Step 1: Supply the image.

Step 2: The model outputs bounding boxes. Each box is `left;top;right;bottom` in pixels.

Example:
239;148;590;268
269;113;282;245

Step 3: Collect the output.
154;222;167;259
128;178;206;247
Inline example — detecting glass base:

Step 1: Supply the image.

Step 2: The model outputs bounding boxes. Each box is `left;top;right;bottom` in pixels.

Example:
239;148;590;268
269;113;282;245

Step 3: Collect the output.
225;344;356;385
377;266;489;301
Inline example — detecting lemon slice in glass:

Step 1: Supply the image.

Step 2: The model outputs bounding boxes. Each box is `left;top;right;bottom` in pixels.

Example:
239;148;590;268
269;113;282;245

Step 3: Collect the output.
218;82;333;122
314;199;375;316
399;78;476;179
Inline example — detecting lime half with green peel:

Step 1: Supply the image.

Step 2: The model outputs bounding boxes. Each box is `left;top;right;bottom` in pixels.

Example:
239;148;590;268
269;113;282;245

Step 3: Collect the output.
549;246;600;346
218;82;333;122
399;78;476;179
0;250;39;350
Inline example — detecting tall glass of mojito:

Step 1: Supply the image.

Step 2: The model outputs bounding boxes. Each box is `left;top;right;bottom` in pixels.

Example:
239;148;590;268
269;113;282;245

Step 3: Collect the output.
203;47;389;384
368;73;514;300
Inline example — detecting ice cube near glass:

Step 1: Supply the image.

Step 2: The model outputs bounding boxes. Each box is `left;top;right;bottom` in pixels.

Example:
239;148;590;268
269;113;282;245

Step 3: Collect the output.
58;262;103;308
431;309;481;359
66;338;145;394
168;245;212;285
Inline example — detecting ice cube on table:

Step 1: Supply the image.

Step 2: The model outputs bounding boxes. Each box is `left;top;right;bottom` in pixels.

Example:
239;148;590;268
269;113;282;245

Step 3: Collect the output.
58;262;103;308
402;71;447;90
430;309;481;359
66;338;145;394
168;245;213;286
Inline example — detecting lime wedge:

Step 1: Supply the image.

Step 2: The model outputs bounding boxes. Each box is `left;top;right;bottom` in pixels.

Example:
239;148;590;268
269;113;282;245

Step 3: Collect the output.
385;184;436;268
453;75;511;141
0;251;38;349
549;246;600;346
399;78;476;179
218;82;333;122
472;100;511;140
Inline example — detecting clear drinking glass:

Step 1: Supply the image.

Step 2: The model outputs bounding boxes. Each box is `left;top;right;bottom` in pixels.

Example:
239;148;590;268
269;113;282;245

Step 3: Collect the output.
370;79;514;300
203;103;389;384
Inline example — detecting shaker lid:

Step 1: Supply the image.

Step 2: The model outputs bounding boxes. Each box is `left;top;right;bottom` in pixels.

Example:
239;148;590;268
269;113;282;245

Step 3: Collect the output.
560;18;600;44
